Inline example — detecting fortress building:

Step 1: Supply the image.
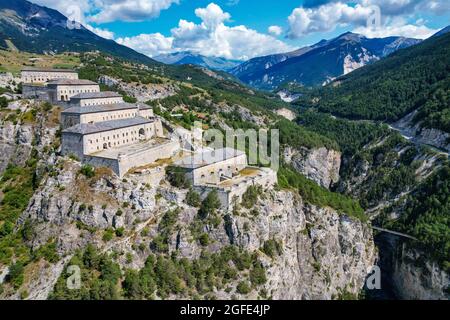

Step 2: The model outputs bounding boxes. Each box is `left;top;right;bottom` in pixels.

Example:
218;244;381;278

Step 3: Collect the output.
21;67;79;84
174;148;277;209
175;148;248;185
60;103;153;129
47;79;100;102
69;91;124;106
56;76;179;177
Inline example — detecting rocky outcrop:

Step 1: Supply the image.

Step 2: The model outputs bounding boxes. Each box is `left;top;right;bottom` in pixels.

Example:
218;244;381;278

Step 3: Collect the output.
11;157;375;300
284;146;341;189
0;121;34;173
392;110;450;153
227;191;376;299
376;234;449;300
275;107;296;121
99;75;178;102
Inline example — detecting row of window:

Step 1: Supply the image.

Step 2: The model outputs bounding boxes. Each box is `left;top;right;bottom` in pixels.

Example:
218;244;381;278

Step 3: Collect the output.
59;88;98;94
25;75;77;82
82;99;122;106
102;112;137;121
88;128;149;145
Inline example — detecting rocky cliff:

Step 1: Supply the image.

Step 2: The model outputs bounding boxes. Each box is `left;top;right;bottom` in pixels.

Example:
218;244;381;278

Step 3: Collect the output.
0;150;375;299
392;111;450;153
283;146;341;189
376;234;449;300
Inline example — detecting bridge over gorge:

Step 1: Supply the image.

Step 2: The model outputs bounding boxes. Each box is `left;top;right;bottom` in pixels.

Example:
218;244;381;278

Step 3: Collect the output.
372;226;418;241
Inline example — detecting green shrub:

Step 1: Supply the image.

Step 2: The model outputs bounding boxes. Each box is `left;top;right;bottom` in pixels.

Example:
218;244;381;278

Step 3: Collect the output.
79;165;95;178
199;190;221;219
261;239;283;258
7;262;24;288
241;185;262;209
115;227;125;237
166;166;190;189
102;229;115;242
236;281;251;295
186;189;201;207
199;233;210;246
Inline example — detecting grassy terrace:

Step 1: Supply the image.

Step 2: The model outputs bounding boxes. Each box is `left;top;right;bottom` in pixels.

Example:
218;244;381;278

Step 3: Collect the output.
0;50;80;74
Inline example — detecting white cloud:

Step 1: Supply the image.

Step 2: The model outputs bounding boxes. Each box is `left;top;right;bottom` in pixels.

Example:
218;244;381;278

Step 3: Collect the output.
287;1;448;39
353;17;438;39
268;25;283;36
287;2;373;38
85;25;115;39
33;0;180;24
116;33;174;57
118;3;294;60
89;0;179;23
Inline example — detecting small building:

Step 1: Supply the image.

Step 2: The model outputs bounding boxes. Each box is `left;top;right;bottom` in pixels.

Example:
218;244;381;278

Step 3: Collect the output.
174;148;247;186
21;67;78;84
47;79;100;102
174;148;277;209
69;91;124;106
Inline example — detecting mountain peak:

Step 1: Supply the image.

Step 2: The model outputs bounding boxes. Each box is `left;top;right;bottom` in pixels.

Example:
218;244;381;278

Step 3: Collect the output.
334;31;365;42
0;0;157;65
153;51;241;71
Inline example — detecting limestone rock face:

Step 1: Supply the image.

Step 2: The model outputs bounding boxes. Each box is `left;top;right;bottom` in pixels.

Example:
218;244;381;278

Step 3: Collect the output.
227;191;376;299
0;122;34;173
393;248;449;300
15;162;376;300
377;235;449;300
284;146;342;189
393;110;450;153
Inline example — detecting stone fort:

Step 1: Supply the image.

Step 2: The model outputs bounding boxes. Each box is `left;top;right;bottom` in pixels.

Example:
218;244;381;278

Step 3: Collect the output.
20;68;276;207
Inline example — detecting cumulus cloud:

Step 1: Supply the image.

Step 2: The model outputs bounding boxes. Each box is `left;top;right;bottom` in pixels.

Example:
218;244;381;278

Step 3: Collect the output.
89;0;179;23
118;3;294;60
85;25;115;39
287;0;447;39
268;25;283;36
287;2;373;38
116;33;174;57
353;17;438;39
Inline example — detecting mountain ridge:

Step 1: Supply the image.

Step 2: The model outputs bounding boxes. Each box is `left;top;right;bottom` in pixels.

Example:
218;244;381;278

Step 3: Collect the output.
0;0;158;65
230;32;422;90
154;51;241;71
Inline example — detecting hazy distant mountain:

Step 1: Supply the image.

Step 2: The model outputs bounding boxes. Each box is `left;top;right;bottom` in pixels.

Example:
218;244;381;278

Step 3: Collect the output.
0;0;157;65
230;32;422;90
154;51;241;71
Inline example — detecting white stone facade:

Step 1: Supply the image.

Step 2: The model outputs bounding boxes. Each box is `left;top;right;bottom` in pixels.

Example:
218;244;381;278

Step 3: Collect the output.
62;118;164;159
175;148;248;186
175;148;277;209
47;80;100;102
60;104;154;129
70;92;124;106
194;168;277;209
21;68;78;84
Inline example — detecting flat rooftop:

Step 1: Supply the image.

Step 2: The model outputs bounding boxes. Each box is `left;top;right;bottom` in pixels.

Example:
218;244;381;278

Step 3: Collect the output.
70;91;122;99
88;137;172;159
21;67;77;73
175;147;245;169
62;116;153;135
47;79;97;86
62;103;138;115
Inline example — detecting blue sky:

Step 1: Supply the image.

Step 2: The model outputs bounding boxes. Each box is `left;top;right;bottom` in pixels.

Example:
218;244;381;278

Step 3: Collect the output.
34;0;450;60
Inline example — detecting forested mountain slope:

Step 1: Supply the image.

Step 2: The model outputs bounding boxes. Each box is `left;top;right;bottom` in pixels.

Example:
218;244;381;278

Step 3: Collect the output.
298;31;450;128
